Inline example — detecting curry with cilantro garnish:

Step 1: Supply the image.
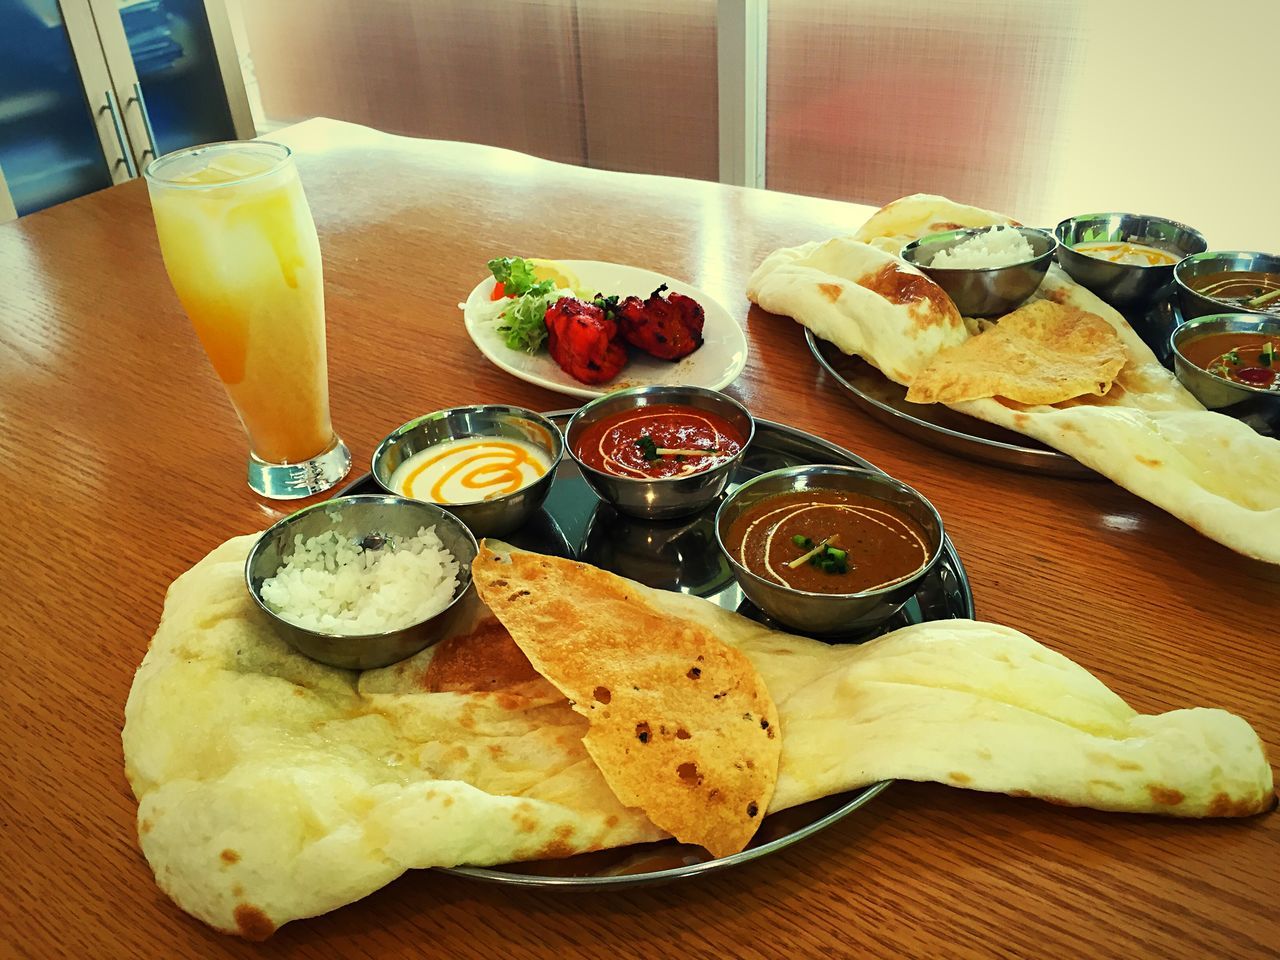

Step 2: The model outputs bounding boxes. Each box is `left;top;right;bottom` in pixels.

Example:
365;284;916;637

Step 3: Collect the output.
1185;270;1280;317
1178;331;1278;391
574;403;745;479
725;489;931;594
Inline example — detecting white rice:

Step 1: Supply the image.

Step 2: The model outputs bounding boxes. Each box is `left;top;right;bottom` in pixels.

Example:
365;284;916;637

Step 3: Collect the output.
929;226;1034;269
261;526;459;634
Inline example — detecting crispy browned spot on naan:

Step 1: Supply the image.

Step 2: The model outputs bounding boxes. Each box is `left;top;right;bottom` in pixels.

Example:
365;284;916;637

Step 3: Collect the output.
856;261;960;331
905;300;1128;405
472;544;780;858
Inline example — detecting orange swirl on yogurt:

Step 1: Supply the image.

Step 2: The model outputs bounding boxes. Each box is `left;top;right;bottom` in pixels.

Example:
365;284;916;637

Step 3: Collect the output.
395;438;548;503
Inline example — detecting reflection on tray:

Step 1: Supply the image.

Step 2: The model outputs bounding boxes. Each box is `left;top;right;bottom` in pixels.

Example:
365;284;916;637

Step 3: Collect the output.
580;502;733;597
501;508;573;559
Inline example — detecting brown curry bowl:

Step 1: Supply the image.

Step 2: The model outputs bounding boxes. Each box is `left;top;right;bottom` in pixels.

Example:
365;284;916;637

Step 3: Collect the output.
714;465;944;638
1173;250;1280;321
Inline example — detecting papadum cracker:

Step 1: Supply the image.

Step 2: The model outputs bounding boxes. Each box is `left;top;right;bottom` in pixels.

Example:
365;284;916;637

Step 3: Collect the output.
472;542;781;858
905;300;1128;405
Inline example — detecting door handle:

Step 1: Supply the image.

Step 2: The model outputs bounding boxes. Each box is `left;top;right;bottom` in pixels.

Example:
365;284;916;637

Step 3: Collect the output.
128;82;160;163
100;89;137;178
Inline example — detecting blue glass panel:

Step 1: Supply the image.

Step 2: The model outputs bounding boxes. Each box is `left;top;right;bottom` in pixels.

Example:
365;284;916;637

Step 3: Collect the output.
0;0;115;215
120;0;235;156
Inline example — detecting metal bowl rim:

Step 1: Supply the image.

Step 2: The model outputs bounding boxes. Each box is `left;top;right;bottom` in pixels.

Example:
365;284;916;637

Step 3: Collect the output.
712;464;946;601
901;225;1058;274
564;385;758;488
342;410;976;621
1053;211;1207;266
1173;249;1280;286
370;404;566;502
244;494;480;642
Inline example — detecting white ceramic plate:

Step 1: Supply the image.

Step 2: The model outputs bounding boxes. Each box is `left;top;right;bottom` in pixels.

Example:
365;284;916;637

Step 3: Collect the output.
461;260;749;400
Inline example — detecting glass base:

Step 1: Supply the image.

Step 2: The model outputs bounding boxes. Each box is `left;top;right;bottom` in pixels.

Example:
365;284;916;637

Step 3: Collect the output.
247;436;352;500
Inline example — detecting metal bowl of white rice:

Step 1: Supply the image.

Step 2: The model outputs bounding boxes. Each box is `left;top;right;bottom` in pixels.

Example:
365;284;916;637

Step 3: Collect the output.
901;225;1057;318
245;495;480;670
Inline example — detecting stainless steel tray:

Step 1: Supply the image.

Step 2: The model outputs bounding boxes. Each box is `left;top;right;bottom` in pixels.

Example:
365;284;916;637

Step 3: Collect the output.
340;412;974;888
806;329;1098;479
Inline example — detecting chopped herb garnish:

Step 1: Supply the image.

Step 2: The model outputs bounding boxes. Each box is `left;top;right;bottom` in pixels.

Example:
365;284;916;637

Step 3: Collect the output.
635;435;721;462
1227;349;1241;365
787;535;852;574
593;293;620;318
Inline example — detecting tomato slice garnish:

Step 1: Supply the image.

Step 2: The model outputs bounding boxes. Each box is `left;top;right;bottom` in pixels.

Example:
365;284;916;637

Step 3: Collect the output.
490;281;506;301
1235;366;1275;388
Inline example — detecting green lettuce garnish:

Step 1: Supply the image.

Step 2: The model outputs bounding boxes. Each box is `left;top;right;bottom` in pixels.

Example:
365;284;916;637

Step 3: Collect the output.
497;287;557;353
486;257;557;353
488;257;548;298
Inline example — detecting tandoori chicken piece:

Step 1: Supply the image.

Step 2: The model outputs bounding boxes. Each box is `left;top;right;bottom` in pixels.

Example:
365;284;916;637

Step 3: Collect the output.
543;296;628;385
615;284;706;361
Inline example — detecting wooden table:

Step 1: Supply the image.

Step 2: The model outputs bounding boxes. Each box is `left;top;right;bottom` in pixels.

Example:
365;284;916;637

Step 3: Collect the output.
2;119;1275;960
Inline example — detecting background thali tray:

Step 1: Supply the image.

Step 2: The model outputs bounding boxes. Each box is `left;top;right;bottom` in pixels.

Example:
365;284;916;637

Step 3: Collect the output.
805;281;1198;480
339;411;973;888
806;330;1098;479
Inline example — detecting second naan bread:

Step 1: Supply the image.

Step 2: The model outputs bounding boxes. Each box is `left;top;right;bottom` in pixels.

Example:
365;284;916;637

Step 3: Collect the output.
123;536;665;939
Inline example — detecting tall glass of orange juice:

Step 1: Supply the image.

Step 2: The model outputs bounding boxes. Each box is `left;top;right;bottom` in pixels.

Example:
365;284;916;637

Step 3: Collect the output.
145;141;350;498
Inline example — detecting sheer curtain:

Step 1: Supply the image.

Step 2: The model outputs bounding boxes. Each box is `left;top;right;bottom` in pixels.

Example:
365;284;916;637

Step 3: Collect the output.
229;0;1278;247
767;0;1279;248
229;0;717;177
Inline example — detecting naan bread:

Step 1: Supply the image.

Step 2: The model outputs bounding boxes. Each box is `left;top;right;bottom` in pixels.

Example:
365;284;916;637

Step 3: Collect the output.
747;237;966;384
851;192;1021;254
472;543;780;858
126;537;1273;938
750;193;1280;564
906;300;1128;405
123;536;663;939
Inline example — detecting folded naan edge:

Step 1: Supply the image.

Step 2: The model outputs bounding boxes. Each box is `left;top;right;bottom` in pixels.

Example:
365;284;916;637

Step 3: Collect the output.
747;237;968;385
616;588;1274;818
950;400;1280;564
